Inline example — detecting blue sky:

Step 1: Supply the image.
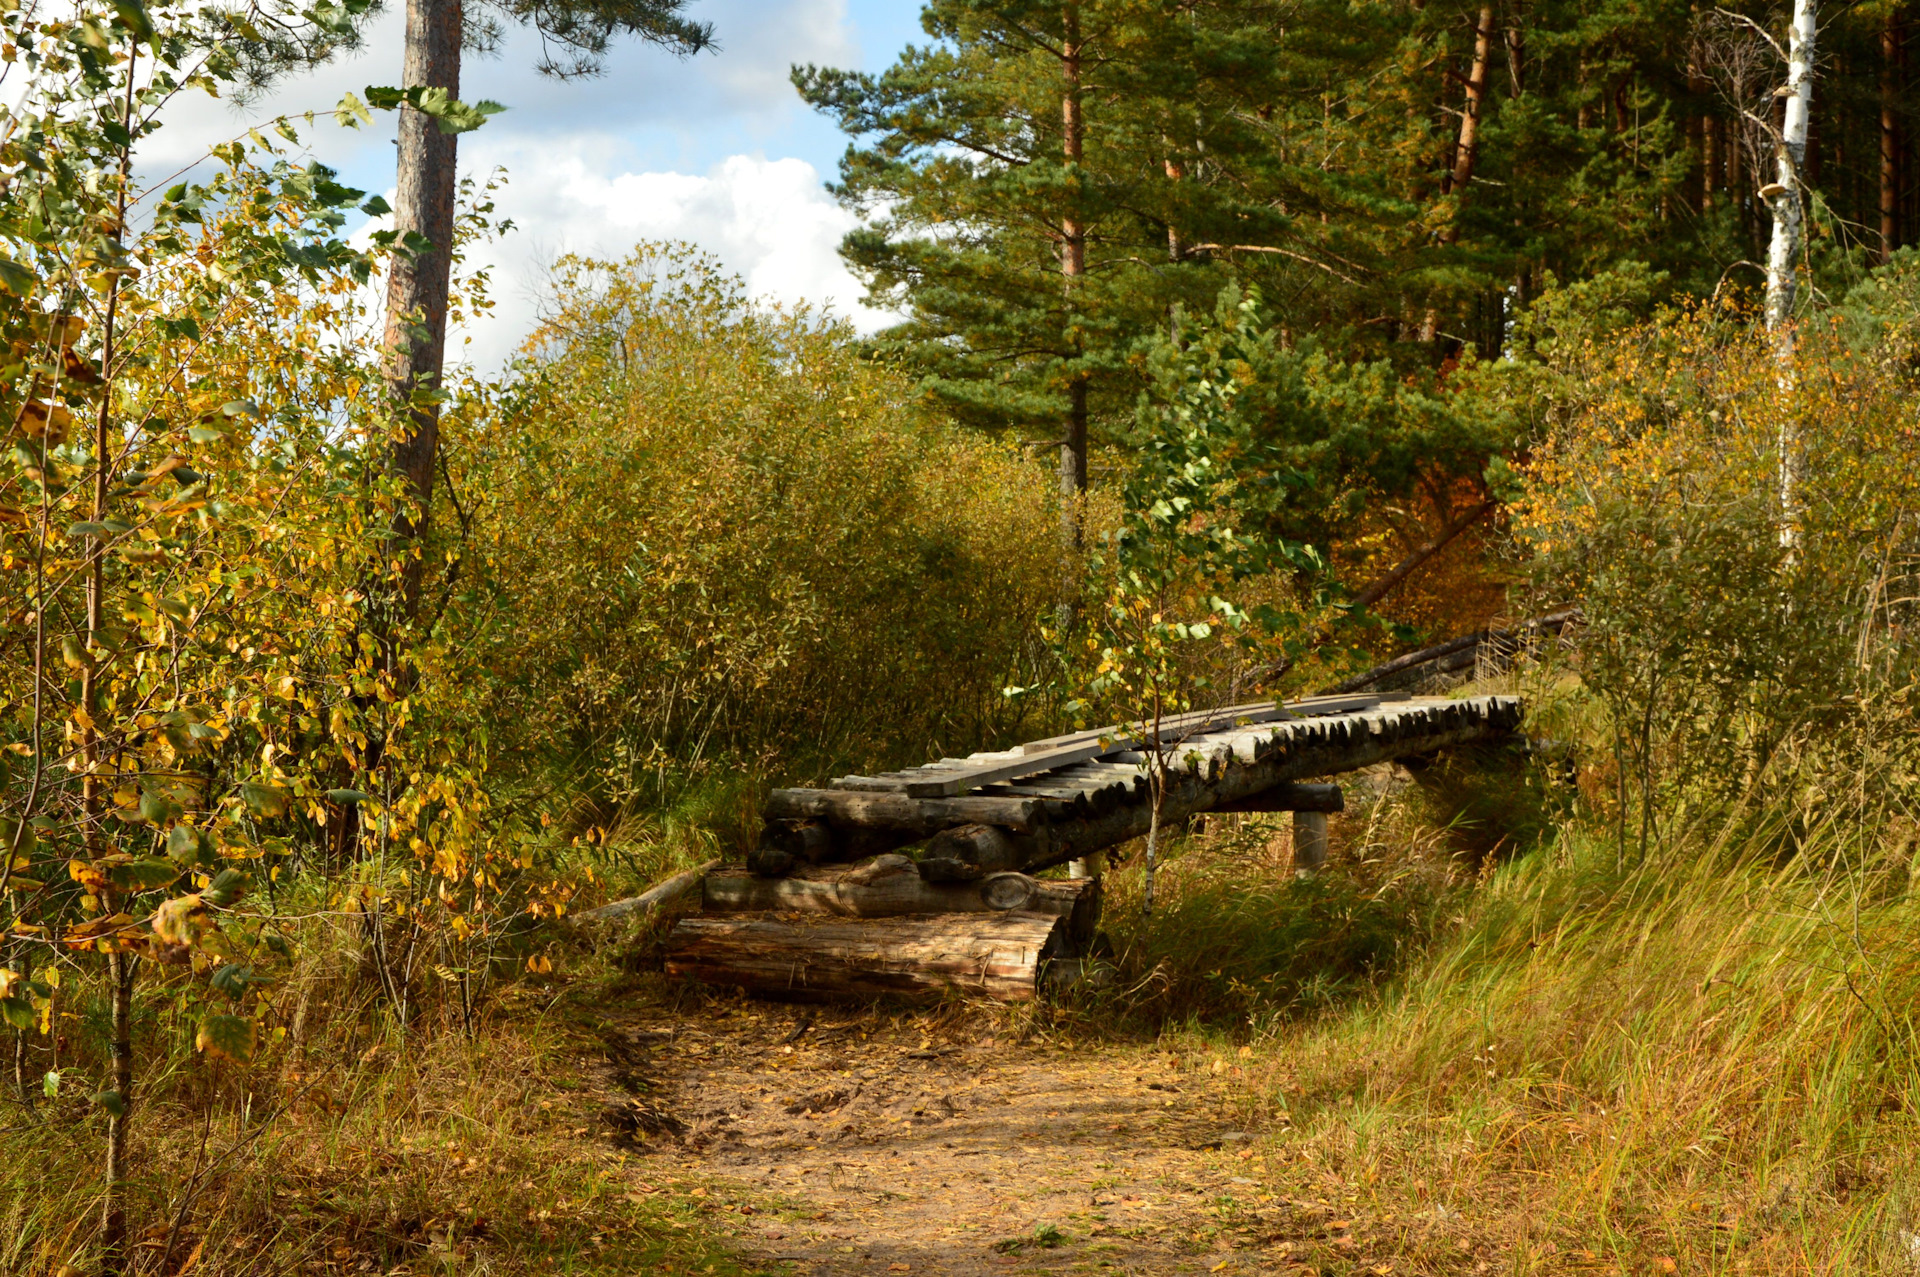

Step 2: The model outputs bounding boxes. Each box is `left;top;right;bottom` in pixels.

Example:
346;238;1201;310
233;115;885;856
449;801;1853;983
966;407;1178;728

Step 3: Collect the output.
150;0;928;364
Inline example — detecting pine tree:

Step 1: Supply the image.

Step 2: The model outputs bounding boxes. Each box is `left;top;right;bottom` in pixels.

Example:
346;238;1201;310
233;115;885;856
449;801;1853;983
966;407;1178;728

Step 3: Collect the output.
382;0;714;614
797;0;1345;544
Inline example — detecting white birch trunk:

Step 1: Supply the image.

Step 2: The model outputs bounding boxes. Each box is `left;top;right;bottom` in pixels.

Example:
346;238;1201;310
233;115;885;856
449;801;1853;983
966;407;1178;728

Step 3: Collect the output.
1765;0;1817;551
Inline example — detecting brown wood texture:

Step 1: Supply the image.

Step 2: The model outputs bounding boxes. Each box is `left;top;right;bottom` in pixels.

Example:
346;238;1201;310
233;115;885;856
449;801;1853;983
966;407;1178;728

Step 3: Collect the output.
1011;696;1522;872
702;860;1099;946
663;911;1069;1003
762;791;1039;834
763;696;1522;877
837;694;1400;798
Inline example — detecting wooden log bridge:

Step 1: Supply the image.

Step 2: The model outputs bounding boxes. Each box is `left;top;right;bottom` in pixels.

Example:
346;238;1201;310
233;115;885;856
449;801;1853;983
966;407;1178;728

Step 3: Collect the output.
662;691;1523;1002
759;693;1523;879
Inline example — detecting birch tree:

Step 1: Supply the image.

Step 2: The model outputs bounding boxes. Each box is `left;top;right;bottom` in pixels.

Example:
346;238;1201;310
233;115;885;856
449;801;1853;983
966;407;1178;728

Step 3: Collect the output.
1742;0;1818;550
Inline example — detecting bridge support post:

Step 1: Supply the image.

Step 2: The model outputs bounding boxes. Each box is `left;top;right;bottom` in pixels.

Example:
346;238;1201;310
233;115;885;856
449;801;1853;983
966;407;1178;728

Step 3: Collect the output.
1293;811;1330;876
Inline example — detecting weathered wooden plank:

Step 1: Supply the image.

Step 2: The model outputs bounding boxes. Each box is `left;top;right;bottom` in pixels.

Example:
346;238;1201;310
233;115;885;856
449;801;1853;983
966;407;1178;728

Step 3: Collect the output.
663;911;1069;1003
990;695;1522;873
763;790;1040;834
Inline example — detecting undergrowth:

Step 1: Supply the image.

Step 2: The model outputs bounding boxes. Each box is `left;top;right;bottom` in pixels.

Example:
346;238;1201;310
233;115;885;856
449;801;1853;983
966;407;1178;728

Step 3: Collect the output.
0;864;747;1277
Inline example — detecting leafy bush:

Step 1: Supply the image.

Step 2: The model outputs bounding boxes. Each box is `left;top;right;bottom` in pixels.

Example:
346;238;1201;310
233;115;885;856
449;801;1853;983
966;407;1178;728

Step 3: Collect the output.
451;245;1068;818
1511;297;1920;848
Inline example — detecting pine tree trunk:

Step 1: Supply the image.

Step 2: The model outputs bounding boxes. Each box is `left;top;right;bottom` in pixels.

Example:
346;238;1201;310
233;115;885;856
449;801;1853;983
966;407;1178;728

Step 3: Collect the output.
1418;6;1494;344
1766;0;1817;553
1439;5;1494;246
1885;14;1902;262
1059;3;1087;550
383;0;463;615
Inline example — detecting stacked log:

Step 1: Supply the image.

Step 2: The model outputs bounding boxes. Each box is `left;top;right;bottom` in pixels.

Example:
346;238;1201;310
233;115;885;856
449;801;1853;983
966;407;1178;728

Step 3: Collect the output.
662;694;1523;1005
662;911;1069;1002
703;856;1100;949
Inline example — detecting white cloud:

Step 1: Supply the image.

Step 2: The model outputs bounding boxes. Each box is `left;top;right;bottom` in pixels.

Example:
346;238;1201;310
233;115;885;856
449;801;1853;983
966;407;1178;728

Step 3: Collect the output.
431;147;889;368
130;0;884;368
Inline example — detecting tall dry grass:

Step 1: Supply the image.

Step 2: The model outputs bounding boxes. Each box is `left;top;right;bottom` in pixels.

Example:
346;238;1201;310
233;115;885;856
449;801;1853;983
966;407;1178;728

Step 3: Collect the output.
1230;816;1920;1269
0;876;750;1276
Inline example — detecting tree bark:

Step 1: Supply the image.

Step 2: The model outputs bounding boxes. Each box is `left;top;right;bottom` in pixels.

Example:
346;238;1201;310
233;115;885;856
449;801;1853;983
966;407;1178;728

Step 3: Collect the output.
664;912;1070;1003
382;0;463;615
1059;2;1088;550
1439;5;1495;246
100;951;135;1264
1765;0;1816;553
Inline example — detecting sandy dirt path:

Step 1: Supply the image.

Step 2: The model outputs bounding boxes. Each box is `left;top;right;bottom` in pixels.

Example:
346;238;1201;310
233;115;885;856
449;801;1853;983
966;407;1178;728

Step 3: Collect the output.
587;999;1421;1277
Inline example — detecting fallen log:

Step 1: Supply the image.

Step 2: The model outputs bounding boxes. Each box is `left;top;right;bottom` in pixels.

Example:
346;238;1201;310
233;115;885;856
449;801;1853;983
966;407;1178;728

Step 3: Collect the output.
916;823;1023;883
574;858;720;923
702;857;1100;947
663;911;1069;1003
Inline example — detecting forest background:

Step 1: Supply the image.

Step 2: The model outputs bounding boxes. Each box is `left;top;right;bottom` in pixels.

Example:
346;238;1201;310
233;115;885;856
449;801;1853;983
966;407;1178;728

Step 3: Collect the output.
4;0;1920;1271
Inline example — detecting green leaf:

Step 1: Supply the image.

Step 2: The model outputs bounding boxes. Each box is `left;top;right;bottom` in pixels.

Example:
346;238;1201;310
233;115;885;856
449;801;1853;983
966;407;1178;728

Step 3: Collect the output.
0;997;32;1031
201;868;251;908
364;85;406;110
42;1070;59;1099
111;0;154;40
137;789;175;825
167;825;206;864
107;859;179;891
0;258;37;297
188;426;229;444
209;962;253;999
334;90;374;128
238;782;290;817
94;1087;127;1118
429;97;506;135
195;1014;255;1064
324;788;369;804
361;194;391;216
66;522;112;539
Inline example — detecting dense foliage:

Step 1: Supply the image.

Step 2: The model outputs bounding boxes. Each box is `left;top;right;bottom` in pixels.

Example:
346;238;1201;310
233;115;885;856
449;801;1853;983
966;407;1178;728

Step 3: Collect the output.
457;245;1067;817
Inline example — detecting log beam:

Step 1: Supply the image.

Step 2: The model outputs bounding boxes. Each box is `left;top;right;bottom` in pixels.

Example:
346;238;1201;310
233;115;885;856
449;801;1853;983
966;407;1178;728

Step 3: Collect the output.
663;911;1069;1003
